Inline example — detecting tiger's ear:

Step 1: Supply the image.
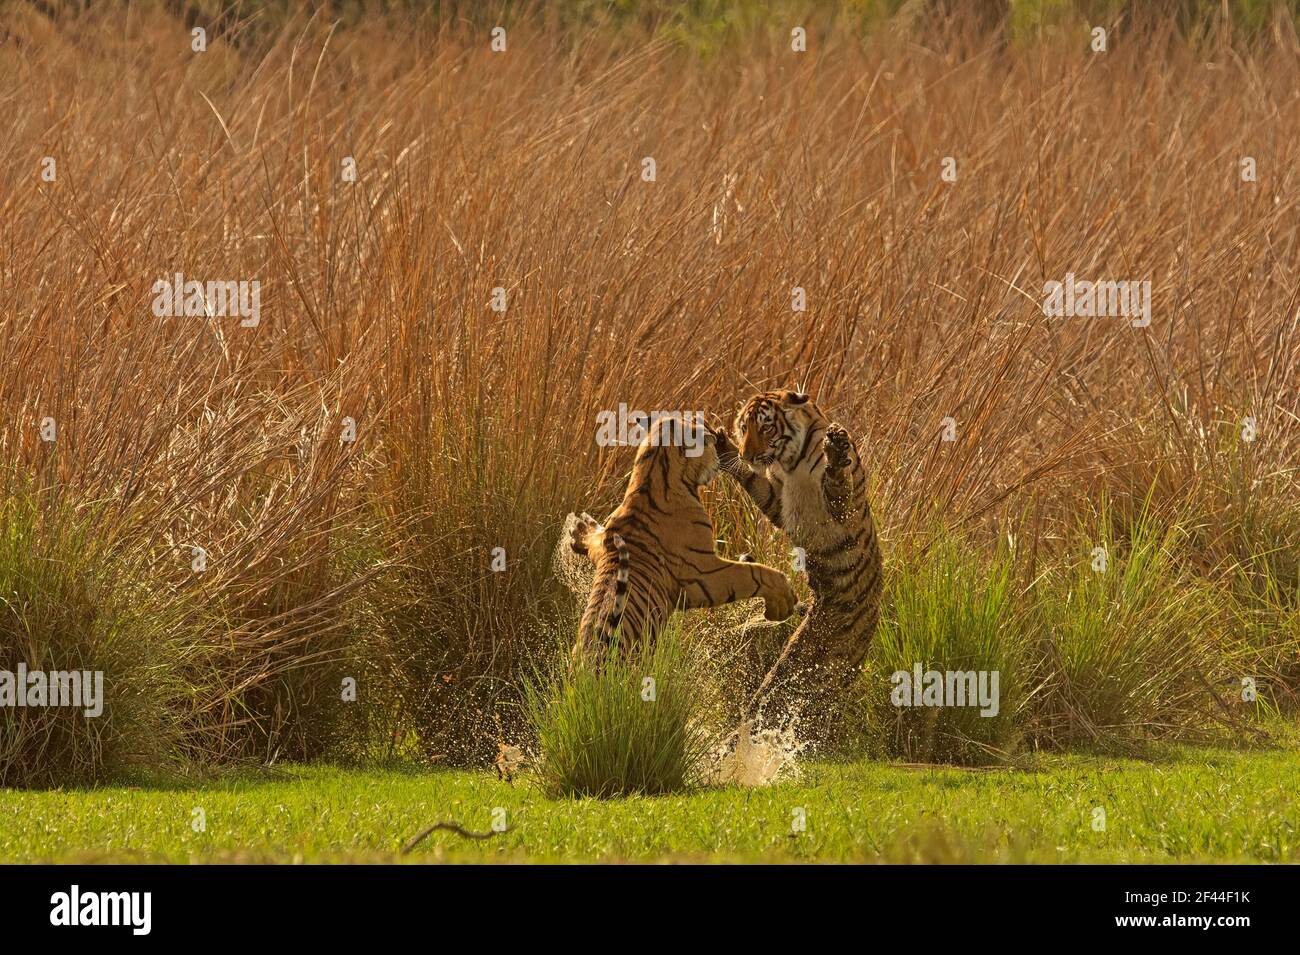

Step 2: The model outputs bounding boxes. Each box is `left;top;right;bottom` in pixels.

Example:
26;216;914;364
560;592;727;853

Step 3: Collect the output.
783;390;811;405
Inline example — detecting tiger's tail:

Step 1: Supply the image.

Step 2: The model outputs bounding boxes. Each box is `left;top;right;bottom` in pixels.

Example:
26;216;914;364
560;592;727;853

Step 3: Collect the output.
600;532;629;642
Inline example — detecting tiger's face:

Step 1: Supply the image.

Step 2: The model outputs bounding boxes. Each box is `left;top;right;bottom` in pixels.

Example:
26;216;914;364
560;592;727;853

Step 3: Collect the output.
734;390;822;471
636;414;720;488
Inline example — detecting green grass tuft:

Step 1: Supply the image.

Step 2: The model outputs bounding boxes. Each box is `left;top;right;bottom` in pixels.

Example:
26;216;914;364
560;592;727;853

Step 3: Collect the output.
0;486;184;787
1030;506;1230;749
527;628;714;798
856;535;1028;765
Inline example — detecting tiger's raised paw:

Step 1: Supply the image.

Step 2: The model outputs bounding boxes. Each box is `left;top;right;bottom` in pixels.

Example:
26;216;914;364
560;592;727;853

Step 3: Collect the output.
763;576;799;621
708;419;742;473
823;423;853;472
567;512;603;556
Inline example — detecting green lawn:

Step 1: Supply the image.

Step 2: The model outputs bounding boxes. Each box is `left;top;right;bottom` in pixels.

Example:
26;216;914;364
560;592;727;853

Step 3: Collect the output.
2;746;1296;863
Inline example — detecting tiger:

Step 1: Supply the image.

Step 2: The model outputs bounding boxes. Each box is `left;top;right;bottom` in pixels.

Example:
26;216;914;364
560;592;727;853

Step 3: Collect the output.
716;390;883;741
568;413;799;662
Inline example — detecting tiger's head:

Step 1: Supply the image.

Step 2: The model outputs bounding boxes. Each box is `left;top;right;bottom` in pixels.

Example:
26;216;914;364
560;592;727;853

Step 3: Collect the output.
733;390;827;471
634;413;720;490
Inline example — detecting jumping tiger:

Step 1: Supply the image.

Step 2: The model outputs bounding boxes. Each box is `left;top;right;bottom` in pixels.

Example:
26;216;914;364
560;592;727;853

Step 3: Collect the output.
718;390;883;738
568;414;799;661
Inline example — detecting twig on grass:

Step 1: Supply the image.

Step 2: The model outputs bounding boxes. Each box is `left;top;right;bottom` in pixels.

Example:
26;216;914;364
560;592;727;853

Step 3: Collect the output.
401;822;505;854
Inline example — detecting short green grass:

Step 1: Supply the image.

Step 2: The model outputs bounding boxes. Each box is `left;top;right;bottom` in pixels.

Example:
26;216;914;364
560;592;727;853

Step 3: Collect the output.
2;746;1296;864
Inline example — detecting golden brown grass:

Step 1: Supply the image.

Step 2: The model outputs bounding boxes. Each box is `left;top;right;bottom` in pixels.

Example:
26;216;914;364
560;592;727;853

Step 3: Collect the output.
0;1;1296;773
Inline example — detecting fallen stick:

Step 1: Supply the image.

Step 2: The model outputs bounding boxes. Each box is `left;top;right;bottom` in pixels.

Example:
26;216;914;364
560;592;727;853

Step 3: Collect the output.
401;821;505;855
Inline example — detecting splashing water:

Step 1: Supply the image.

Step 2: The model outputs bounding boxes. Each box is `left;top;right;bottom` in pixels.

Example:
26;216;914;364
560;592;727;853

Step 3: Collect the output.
556;513;805;788
709;720;805;787
554;512;596;597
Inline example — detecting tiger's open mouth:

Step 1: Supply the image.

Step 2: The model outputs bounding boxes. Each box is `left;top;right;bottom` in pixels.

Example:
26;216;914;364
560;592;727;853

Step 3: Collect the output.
753;436;788;466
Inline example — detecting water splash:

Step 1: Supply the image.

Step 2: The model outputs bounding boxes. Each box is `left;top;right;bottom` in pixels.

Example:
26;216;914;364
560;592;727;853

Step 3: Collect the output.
554;512;595;597
709;720;805;787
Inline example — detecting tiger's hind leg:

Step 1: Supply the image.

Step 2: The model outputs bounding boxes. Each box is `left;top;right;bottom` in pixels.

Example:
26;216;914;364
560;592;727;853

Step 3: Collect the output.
567;512;604;558
743;604;861;746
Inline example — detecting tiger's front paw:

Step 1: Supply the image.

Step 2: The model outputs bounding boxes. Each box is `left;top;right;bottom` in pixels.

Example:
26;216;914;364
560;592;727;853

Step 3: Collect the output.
708;419;742;474
567;512;602;556
823;424;853;473
763;576;798;621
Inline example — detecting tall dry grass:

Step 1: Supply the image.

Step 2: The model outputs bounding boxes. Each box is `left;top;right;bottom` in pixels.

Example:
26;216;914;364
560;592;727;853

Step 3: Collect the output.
0;1;1296;776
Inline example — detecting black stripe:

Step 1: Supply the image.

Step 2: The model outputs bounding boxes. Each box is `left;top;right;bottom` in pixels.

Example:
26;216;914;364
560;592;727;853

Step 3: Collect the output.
836;595;880;636
840;562;882;606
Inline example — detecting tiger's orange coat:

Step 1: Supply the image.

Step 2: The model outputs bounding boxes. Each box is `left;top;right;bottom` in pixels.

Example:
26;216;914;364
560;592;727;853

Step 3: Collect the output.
720;391;883;738
570;415;797;661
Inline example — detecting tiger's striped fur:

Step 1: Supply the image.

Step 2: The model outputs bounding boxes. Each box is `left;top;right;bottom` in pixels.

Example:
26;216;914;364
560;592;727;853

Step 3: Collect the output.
719;390;883;738
570;414;798;662
596;532;631;642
